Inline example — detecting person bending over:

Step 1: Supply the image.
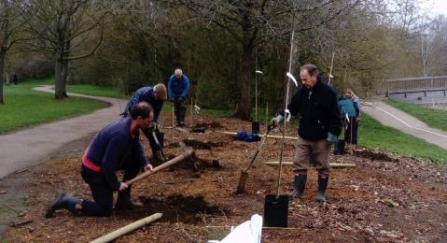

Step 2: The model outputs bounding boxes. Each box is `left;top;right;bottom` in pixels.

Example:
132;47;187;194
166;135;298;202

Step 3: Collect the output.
45;102;154;217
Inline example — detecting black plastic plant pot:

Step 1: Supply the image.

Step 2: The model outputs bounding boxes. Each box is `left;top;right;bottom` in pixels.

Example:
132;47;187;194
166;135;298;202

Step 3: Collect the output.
335;139;345;155
264;194;289;228
252;121;260;134
192;127;206;133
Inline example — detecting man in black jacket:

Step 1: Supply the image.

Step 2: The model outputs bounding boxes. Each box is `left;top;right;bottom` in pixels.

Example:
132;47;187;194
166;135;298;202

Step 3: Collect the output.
270;64;341;202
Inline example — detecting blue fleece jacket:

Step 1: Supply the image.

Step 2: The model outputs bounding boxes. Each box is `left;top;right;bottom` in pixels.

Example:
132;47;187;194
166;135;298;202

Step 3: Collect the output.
168;74;190;99
85;118;148;191
123;86;164;122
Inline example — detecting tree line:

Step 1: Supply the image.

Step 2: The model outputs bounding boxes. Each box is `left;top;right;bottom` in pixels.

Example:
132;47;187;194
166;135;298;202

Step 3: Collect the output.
1;0;446;120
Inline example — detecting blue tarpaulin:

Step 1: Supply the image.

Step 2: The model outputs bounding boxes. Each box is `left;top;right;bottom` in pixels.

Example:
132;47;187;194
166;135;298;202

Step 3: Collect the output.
233;130;261;142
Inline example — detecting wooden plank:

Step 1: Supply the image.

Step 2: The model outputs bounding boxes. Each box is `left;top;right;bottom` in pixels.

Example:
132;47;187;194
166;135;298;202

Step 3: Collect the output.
265;161;356;168
90;213;163;243
218;131;297;140
164;126;189;133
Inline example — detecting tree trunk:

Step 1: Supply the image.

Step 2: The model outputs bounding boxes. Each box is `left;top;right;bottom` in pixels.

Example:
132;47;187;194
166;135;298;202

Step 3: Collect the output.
54;10;70;100
234;46;253;120
0;0;9;105
54;33;69;99
54;58;69;99
61;59;68;96
233;2;255;120
0;50;5;105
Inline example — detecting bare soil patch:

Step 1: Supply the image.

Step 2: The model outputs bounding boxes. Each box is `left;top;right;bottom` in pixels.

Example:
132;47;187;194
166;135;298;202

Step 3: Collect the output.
2;114;447;242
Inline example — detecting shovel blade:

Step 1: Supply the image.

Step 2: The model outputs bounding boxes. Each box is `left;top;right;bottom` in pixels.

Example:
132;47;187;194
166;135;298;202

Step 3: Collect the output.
235;171;249;194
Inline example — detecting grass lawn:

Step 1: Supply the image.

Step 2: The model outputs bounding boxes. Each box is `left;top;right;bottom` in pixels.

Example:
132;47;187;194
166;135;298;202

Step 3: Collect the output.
385;99;447;132
359;113;447;165
0;79;108;134
67;84;126;98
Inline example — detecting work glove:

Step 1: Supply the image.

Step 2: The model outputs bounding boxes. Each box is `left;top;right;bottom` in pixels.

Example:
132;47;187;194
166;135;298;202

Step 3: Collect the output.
194;105;201;115
268;115;284;131
327;132;338;144
151;121;158;130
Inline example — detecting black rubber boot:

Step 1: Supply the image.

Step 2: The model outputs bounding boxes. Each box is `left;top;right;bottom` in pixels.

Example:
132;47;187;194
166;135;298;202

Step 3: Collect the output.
180;105;186;127
153;150;166;164
175;118;182;127
115;186;143;210
146;128;166;164
157;132;164;149
45;192;82;218
288;174;307;199
317;175;329;202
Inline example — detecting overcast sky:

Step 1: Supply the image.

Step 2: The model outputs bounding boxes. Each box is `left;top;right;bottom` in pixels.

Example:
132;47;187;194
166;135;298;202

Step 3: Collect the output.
429;0;447;16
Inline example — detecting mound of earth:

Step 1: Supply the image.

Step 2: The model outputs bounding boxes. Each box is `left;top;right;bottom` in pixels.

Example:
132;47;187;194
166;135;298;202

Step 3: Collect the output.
1;114;447;242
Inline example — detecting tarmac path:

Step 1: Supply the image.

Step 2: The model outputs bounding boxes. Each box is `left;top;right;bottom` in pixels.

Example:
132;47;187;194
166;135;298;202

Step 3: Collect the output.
362;100;447;150
0;85;128;178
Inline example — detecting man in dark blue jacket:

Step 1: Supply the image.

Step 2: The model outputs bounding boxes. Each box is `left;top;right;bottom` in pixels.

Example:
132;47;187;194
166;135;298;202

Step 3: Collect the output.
168;68;190;127
270;64;341;202
122;83;167;162
45;102;154;218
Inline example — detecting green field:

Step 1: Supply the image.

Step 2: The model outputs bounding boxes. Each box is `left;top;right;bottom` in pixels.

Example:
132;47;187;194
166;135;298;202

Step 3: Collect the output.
0;78;108;134
359;113;447;165
385;99;447;132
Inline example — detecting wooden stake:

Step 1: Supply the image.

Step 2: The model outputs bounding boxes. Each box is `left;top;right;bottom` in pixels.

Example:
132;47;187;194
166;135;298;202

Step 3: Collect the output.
13;168;29;174
265;102;268;127
265;161;356;168
255;72;258;122
172;103;175;127
219;131;297;140
328;51;335;86
262;227;302;230
190;99;194;125
89;213;163;243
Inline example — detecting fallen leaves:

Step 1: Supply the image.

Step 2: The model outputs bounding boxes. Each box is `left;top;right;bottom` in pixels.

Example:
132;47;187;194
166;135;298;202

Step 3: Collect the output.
2;114;447;242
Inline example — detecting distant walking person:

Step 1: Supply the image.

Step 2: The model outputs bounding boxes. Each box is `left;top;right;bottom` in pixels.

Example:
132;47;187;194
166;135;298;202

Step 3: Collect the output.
345;88;361;144
13;73;18;85
122;84;168;163
168;68;190;127
45;102;154;218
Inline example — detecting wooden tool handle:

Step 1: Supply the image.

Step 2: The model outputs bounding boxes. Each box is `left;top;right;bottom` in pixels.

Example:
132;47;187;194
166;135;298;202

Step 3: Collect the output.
126;149;194;185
